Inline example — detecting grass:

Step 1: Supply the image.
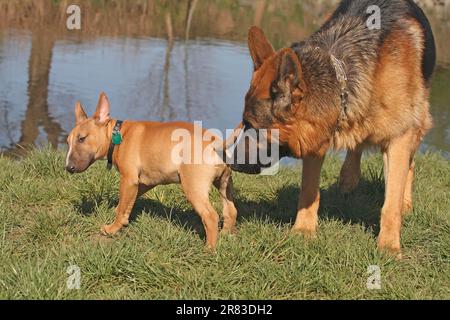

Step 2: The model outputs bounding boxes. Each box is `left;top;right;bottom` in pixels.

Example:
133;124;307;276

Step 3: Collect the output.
0;147;448;299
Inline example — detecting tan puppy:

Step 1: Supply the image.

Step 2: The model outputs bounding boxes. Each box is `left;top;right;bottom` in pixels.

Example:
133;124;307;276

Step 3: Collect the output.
65;92;237;249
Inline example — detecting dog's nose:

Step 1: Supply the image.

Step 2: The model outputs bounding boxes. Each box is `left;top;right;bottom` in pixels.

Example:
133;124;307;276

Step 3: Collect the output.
66;165;76;174
243;119;252;131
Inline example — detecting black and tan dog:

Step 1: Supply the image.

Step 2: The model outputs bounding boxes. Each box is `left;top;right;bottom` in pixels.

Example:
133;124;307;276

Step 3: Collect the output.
233;0;436;255
65;92;238;249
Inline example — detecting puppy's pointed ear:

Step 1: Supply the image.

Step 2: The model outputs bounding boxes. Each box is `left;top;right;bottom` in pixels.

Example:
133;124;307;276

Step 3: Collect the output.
93;92;111;125
248;26;275;70
74;101;88;124
277;48;305;92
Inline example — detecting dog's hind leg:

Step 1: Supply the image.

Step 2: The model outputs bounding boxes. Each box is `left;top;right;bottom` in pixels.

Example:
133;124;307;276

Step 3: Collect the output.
214;167;238;235
180;165;219;249
402;123;428;216
378;130;415;255
402;160;415;215
339;146;363;194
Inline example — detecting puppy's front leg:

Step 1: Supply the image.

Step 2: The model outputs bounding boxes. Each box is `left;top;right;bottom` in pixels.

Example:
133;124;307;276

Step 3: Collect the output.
293;156;324;237
101;176;138;235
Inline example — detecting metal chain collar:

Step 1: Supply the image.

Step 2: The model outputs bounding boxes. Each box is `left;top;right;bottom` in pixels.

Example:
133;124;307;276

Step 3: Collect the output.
330;54;349;126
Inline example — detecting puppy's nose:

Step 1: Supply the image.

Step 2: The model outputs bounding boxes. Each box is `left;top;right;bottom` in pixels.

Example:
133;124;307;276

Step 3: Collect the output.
65;165;76;174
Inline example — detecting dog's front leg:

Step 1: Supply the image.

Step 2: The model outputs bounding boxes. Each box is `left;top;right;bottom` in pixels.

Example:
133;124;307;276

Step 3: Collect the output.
378;131;414;256
293;156;324;237
101;176;138;235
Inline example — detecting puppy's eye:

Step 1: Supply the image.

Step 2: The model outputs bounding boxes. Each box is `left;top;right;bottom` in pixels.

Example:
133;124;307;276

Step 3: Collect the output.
78;136;87;143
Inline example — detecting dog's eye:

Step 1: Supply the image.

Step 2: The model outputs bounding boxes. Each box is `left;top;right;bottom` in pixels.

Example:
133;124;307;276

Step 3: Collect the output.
78;136;87;143
272;90;285;101
270;86;278;99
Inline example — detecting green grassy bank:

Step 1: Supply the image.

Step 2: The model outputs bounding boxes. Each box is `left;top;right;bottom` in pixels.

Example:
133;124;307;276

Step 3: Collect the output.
0;148;448;299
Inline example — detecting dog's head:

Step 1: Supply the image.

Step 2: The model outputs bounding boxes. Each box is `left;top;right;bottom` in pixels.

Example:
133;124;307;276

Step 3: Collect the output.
243;26;306;139
231;26;306;174
65;92;112;174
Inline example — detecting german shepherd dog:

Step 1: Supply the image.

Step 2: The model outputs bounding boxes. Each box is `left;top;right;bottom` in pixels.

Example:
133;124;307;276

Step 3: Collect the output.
233;0;436;255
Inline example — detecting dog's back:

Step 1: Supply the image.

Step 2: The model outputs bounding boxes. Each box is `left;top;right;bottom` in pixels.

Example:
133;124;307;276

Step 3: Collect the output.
290;0;435;150
317;0;436;83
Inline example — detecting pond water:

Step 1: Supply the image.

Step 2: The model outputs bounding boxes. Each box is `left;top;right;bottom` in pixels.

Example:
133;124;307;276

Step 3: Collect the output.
0;30;253;152
0;0;449;158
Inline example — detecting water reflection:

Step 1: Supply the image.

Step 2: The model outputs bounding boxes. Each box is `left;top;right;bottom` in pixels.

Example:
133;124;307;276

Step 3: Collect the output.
0;0;449;157
0;31;255;155
18;31;62;155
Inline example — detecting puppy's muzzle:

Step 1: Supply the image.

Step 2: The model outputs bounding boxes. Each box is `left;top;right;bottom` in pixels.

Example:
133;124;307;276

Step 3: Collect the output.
65;165;76;174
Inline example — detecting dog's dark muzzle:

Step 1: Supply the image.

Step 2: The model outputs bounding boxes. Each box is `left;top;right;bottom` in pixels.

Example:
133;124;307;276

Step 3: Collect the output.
228;123;289;174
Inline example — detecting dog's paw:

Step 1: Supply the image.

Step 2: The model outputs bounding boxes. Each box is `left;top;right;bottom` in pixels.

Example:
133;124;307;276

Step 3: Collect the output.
402;199;413;216
101;224;120;236
204;244;217;255
292;216;318;239
378;245;403;260
220;226;237;236
292;226;317;240
377;233;402;259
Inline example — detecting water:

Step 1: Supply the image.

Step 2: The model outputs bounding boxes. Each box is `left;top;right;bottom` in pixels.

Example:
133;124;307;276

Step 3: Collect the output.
0;31;254;153
0;0;449;157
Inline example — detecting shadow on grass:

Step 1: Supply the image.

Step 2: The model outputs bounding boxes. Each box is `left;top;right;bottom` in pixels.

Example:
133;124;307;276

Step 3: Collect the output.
73;175;386;239
74;194;118;217
234;177;385;235
74;192;207;239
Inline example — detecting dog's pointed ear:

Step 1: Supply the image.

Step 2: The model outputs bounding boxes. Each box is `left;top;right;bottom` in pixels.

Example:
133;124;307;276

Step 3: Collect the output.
277;48;305;93
248;26;275;70
74;101;88;124
93;92;111;125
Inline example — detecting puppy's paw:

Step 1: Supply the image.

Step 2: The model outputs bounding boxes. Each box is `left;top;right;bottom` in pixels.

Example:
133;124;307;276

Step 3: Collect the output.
205;244;217;255
101;223;121;236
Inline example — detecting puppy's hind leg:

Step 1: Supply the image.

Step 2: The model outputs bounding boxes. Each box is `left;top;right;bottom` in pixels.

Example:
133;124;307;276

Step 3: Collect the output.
180;165;219;250
214;167;238;235
339;146;364;194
